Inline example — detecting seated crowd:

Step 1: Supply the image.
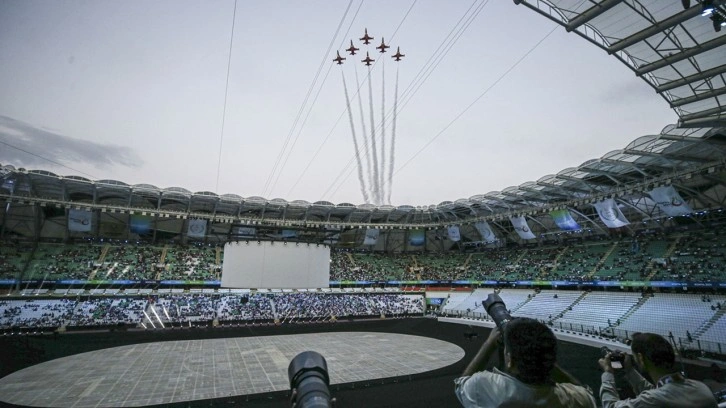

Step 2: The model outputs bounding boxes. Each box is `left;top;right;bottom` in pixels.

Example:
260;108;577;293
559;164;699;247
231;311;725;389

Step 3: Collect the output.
1;228;725;284
0;293;424;329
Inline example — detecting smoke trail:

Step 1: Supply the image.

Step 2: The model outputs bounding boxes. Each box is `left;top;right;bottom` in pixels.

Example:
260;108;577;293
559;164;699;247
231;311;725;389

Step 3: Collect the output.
355;64;374;200
367;66;380;204
342;71;369;203
388;67;399;205
380;60;386;205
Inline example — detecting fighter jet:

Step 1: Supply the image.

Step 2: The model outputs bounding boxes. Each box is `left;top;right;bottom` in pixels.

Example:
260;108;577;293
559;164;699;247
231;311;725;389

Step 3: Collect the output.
392;47;405;61
346;40;359;55
333;51;346;65
376;38;390;53
359;28;373;45
362;52;374;66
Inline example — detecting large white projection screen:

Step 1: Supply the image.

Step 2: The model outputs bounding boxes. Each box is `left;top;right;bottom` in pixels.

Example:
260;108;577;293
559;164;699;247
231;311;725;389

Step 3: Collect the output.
221;241;330;288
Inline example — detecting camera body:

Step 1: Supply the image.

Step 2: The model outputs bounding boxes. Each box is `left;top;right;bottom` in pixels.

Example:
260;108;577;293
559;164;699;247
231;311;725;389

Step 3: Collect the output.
601;347;626;369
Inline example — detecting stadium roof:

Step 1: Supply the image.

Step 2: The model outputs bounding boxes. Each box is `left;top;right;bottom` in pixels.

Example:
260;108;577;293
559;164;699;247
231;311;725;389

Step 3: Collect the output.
514;0;726;128
2;125;725;227
2;1;726;229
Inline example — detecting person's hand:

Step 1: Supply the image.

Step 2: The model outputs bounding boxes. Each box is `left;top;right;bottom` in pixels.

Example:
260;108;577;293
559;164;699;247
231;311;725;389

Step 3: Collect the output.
599;353;614;374
486;326;501;343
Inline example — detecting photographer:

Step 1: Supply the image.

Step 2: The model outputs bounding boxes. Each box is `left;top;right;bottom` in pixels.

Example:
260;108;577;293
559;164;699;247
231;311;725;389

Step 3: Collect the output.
455;317;596;407
599;332;717;408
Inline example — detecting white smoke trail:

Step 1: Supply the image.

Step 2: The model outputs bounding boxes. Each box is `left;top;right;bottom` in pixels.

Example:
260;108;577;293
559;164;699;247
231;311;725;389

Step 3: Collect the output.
388;67;399;205
367;66;380;204
355;64;374;200
380;60;387;205
342;71;369;203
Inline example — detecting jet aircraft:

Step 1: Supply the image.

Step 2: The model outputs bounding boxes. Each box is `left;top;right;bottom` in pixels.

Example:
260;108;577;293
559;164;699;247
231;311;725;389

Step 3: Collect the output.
392;47;405;61
333;51;346;65
359;28;373;45
346;40;359;55
376;38;390;53
362;52;374;66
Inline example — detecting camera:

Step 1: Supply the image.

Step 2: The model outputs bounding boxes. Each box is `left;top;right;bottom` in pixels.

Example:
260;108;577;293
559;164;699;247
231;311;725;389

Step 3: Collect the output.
288;351;333;408
483;293;513;330
601;347;625;369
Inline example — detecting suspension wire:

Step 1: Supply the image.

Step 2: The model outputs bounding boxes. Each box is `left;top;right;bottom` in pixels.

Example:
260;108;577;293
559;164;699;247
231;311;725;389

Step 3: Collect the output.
215;0;238;193
323;0;488;200
326;0;588;200
261;0;354;197
270;1;370;199
393;24;560;177
324;0;486;200
270;0;366;198
266;0;364;197
0;140;97;179
287;0;415;197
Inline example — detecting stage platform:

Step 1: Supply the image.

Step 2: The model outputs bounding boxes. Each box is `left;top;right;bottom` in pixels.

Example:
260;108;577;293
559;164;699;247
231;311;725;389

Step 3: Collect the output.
0;332;464;407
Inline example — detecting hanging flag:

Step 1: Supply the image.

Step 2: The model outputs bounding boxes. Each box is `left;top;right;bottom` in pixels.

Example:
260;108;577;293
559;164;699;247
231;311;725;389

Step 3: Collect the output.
409;229;425;246
594;198;630;228
474;221;497;243
648;186;692;216
68;209;92;232
323;233;340;245
550;209;580;231
130;215;153;234
447;226;461;242
363;228;379;245
187;219;207;238
234;226;257;237
510;216;536;240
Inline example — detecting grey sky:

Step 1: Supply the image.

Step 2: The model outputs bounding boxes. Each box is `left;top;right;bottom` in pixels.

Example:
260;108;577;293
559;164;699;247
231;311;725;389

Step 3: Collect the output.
0;115;142;171
0;0;677;205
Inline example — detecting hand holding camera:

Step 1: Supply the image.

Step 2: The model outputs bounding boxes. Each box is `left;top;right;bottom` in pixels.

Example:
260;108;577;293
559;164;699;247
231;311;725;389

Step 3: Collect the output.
599;347;632;373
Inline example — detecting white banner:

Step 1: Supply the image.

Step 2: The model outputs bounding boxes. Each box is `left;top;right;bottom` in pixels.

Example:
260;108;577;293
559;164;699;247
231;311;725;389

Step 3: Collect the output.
447;226;461;242
235;226;257;237
363;228;379;245
474;221;497;243
510;216;536;240
648;186;692;216
68;209;92;232
187;219;207;238
594;198;630;228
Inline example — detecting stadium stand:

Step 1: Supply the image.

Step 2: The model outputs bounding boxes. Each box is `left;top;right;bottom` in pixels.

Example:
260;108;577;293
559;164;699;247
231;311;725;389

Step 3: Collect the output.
6;228;726;285
613;293;726;341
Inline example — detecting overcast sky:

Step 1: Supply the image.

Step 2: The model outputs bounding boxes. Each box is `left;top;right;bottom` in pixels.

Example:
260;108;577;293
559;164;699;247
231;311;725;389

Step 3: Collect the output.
0;0;677;206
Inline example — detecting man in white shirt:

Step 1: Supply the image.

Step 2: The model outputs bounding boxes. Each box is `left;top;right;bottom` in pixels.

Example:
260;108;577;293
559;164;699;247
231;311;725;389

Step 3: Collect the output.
455;317;596;407
599;332;717;408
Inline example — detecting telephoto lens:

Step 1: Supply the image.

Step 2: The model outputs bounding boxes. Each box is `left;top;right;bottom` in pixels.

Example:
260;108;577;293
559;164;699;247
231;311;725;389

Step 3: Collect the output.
483;293;513;329
288;351;332;408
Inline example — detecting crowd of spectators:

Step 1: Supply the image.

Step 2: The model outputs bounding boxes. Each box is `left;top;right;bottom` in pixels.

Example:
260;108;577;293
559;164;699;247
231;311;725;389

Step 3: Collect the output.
26;244;102;281
3;228;726;284
217;294;274;321
68;298;147;326
0;298;76;328
0;243;30;280
0;293;424;329
158;245;219;281
274;293;423;318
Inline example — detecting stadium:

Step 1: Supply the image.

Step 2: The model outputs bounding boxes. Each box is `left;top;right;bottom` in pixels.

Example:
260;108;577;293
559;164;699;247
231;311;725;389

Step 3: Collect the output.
2;0;726;407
